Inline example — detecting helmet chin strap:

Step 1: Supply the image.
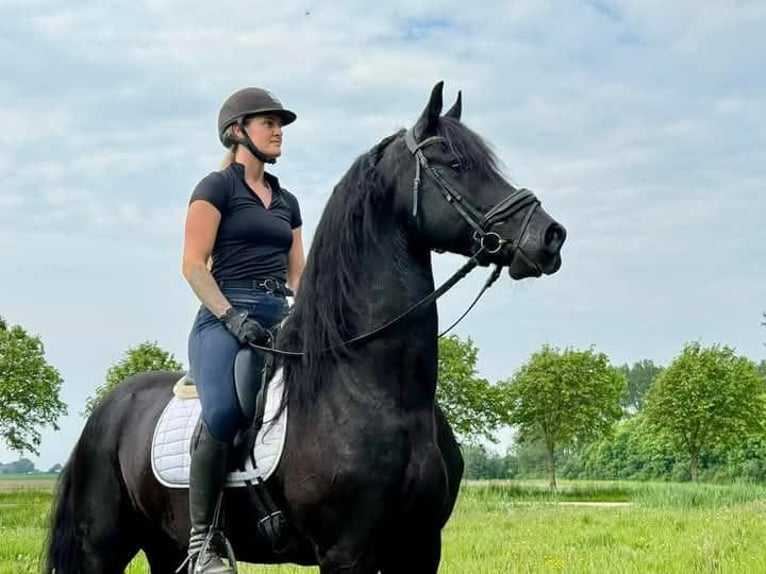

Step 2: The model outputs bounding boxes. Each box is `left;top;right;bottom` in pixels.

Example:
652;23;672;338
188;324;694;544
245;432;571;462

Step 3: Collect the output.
233;118;277;164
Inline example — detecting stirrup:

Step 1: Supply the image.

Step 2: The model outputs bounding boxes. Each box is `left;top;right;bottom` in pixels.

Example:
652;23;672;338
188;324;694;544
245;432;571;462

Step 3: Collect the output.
177;529;237;574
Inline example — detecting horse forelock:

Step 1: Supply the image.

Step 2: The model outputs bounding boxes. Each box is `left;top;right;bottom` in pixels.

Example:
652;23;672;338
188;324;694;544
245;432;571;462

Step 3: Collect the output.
436;117;505;182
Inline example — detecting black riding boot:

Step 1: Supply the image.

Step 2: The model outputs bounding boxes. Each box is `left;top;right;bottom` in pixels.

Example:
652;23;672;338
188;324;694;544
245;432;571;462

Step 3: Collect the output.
186;422;237;574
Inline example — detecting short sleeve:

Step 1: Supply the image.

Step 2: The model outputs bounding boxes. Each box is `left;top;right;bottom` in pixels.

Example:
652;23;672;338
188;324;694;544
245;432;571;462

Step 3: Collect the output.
282;189;303;229
189;171;230;213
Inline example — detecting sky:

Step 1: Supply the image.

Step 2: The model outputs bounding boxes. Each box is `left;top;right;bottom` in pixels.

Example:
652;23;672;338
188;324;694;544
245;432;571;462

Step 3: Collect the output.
1;0;764;469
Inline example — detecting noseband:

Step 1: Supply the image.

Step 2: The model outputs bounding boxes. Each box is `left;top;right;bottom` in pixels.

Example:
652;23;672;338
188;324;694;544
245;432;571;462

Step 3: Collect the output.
404;129;540;268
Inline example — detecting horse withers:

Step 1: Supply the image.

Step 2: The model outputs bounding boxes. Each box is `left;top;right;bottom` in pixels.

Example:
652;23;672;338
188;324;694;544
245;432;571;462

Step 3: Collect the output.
44;81;565;573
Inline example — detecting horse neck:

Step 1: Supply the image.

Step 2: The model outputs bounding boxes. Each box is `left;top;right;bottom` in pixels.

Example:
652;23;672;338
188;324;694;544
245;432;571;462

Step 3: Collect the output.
347;230;440;401
364;231;436;331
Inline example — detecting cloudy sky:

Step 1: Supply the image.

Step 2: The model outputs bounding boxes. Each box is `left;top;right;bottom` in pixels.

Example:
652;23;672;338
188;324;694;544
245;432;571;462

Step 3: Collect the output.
1;0;764;469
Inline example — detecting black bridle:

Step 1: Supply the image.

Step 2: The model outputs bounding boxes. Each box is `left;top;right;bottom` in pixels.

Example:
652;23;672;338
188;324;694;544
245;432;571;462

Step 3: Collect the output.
404;129;542;271
250;129;541;357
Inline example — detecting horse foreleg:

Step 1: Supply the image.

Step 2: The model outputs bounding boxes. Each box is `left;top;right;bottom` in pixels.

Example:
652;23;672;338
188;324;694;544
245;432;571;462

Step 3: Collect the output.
316;544;380;574
379;528;441;574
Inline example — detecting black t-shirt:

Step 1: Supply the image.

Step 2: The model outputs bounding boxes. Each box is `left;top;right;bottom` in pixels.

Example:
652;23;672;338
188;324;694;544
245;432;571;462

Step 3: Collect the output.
189;162;302;283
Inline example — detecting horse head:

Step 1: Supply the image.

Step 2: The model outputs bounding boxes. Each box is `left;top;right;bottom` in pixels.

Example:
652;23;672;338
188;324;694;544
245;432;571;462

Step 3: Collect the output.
380;81;566;279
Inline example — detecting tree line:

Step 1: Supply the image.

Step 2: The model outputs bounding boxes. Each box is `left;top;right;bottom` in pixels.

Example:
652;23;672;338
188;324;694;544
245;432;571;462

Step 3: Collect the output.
1;314;765;490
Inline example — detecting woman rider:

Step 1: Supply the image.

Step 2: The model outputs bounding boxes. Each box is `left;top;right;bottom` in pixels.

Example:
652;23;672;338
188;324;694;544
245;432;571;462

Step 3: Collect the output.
181;87;305;573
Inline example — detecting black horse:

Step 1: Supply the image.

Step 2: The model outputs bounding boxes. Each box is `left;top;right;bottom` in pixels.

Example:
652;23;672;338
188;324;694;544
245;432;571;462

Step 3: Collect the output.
44;82;565;573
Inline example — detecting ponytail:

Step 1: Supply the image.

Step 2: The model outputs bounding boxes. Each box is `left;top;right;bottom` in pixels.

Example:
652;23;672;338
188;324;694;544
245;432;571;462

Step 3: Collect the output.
219;125;239;169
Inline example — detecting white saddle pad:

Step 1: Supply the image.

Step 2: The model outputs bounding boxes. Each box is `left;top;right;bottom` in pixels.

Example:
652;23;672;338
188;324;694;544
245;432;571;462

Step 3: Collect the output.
151;369;287;489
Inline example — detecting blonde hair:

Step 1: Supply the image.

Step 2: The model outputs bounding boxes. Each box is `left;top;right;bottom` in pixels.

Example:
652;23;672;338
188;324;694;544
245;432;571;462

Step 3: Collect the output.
219;147;237;169
219;124;239;169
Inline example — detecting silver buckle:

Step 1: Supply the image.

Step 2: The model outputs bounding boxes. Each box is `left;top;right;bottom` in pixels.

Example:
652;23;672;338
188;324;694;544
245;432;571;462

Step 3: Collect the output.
261;278;278;292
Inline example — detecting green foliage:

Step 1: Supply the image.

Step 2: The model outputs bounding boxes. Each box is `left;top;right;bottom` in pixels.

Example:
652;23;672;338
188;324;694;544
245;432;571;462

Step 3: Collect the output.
82;341;183;417
461;445;516;479
0;317;66;454
644;342;766;481
500;345;626;489
572;414;681;481
509;439;549;477
619;359;663;412
437;335;505;444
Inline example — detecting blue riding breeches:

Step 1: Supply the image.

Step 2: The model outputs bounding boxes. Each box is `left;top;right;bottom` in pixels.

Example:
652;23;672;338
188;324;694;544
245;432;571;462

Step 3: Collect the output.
188;288;288;443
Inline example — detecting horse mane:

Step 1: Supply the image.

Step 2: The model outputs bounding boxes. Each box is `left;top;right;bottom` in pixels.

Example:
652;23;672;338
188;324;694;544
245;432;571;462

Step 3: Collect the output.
278;118;503;412
277;131;401;410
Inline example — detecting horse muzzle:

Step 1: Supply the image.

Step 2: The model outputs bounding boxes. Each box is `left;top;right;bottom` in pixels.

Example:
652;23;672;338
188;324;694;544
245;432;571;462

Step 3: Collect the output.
492;206;566;280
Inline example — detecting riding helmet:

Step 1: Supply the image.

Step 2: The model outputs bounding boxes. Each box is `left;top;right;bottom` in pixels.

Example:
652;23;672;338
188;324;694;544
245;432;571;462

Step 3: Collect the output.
217;87;297;146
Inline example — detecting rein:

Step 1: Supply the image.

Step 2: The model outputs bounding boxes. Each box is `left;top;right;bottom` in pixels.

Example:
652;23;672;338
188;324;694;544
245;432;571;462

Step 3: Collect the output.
249;128;538;358
248;253;492;357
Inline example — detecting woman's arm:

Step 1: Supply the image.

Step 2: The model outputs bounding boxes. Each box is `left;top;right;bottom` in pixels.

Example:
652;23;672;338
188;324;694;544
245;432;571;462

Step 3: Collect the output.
182;199;232;318
286;226;306;293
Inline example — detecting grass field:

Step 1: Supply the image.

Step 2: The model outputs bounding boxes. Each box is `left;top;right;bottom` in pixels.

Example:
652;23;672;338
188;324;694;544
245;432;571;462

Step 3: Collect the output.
2;477;766;573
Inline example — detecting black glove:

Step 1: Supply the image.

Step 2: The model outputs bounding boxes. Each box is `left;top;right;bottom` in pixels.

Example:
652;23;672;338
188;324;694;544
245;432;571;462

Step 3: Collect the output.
219;307;269;345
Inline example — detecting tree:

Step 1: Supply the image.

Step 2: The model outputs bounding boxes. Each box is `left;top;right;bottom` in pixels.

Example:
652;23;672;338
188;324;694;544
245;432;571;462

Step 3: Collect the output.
83;341;183;417
575;413;679;481
461;445;515;479
436;335;505;444
0;457;36;474
47;463;63;474
619;359;663;412
0;317;67;454
643;342;765;482
499;346;625;490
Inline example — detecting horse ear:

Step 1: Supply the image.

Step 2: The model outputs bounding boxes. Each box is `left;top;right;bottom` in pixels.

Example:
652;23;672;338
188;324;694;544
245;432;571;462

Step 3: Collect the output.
444;91;462;121
414;81;444;139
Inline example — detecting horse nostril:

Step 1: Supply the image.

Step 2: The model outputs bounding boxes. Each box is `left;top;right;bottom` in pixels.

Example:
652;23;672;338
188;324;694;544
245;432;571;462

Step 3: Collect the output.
544;223;566;251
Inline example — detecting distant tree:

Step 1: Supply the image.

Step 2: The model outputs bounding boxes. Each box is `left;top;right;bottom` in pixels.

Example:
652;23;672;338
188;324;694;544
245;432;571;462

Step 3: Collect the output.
509;438;556;478
499;346;625;490
437;335;505;444
644;342;765;482
47;463;63;474
0;457;36;474
0;317;67;454
575;413;679;481
461;445;515;479
83;341;183;417
619;359;663;412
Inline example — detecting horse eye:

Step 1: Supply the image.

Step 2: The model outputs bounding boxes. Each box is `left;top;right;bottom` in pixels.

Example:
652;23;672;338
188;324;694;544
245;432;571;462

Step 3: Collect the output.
449;160;467;173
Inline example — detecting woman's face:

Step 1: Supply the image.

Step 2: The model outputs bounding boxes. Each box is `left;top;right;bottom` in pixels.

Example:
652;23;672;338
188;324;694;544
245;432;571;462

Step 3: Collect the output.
242;114;283;158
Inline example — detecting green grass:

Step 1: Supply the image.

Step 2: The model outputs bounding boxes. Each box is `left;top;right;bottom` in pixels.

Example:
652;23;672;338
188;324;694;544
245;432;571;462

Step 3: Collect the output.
466;479;766;508
3;478;766;572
